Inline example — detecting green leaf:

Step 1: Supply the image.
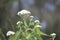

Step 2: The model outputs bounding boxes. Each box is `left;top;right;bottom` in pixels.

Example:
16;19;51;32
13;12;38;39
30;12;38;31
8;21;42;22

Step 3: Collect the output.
0;29;6;40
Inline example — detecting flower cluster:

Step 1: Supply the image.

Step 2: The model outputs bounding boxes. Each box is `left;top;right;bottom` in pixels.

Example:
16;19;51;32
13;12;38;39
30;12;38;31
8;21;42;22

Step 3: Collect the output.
6;31;15;36
50;33;56;40
17;10;31;19
50;33;56;36
17;10;31;15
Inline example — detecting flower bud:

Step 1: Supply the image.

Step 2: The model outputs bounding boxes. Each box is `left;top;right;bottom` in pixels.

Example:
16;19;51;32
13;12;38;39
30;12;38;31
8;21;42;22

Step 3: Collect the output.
34;20;40;24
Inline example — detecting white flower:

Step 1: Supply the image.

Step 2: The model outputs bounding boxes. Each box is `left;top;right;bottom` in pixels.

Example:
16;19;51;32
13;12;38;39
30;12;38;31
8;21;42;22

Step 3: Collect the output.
30;16;34;21
50;33;56;36
35;25;42;28
17;10;31;15
6;31;15;36
34;20;40;23
17;21;20;24
30;16;34;18
34;20;40;24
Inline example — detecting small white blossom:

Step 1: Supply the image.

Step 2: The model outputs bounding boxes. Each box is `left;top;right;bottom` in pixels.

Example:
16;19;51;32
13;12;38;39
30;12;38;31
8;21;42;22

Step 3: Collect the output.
17;21;20;24
6;31;15;36
30;16;34;18
34;20;40;24
35;25;42;28
50;33;56;36
30;16;34;21
17;10;31;15
34;20;40;23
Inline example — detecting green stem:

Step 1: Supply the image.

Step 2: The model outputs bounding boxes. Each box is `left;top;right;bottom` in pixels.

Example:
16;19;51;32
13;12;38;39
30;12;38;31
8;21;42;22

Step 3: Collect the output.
23;19;28;27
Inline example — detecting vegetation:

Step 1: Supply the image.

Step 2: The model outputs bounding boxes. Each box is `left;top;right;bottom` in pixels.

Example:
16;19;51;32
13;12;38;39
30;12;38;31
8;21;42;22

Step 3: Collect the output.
0;10;56;40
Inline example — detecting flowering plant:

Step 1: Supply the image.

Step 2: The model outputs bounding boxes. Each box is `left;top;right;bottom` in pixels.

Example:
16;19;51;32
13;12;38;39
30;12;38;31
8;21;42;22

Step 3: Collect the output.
8;10;56;40
0;10;56;40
